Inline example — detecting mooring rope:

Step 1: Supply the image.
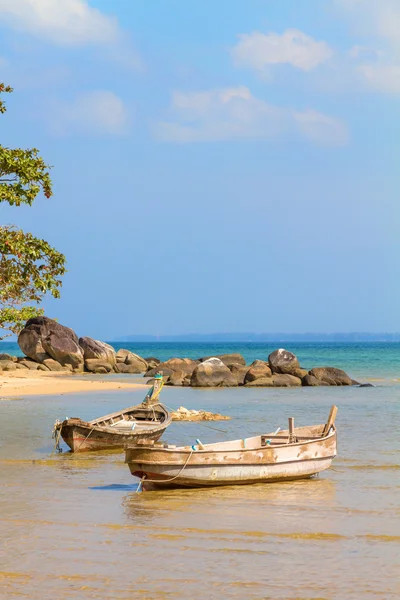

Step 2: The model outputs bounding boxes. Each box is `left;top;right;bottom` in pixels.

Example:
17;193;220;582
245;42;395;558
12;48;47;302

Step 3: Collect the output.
136;449;194;492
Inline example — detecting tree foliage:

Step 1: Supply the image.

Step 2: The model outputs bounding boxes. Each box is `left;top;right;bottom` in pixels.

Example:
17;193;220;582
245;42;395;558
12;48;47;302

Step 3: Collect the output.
0;83;66;339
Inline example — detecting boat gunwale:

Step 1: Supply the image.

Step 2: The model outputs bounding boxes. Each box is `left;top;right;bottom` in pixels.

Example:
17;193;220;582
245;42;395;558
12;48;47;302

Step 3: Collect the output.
125;425;336;459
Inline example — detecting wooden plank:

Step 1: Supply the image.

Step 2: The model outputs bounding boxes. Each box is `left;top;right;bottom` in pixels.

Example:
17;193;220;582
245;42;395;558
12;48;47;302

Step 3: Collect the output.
288;417;295;443
323;405;338;436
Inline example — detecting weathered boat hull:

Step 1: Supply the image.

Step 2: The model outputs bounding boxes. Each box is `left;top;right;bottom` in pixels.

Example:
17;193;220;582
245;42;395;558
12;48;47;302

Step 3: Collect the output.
125;423;337;489
60;421;169;452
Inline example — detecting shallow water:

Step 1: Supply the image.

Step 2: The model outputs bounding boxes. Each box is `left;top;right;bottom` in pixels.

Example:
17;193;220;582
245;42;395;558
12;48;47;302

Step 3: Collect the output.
1;385;399;599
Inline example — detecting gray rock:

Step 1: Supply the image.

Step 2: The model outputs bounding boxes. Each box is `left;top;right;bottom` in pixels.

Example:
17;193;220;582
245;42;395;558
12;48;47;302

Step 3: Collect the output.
309;367;353;386
43;331;84;371
18;316;79;365
79;337;116;366
268;348;300;375
191;358;237;387
199;353;246;366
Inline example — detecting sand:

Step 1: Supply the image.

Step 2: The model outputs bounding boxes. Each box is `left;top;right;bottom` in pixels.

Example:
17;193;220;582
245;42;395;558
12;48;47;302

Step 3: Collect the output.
0;371;148;398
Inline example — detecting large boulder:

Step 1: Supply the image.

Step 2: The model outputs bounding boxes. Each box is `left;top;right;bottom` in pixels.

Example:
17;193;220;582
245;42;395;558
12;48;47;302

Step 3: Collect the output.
268;348;300;375
18;317;83;371
42;332;83;372
244;360;272;384
191;357;237;387
116;349;147;373
199;353;246;367
80;337;116;367
308;367;353;386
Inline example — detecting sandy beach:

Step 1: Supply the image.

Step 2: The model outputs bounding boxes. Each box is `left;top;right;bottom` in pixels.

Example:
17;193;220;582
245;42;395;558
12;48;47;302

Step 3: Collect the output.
0;371;148;398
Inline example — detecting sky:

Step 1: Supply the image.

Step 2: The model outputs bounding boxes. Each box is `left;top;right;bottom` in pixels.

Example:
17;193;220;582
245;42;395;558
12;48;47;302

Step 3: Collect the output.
0;0;399;340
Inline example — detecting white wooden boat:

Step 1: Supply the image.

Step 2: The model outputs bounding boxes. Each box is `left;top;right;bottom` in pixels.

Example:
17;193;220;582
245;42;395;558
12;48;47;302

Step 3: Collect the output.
125;406;338;489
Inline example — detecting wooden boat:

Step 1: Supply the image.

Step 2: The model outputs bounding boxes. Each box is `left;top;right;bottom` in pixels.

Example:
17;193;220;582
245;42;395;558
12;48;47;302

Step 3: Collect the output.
53;375;171;452
125;406;338;489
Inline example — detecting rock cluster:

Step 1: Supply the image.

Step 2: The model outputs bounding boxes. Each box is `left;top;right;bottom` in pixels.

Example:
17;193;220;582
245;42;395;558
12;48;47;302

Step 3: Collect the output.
3;317;357;387
11;317;151;375
146;347;357;388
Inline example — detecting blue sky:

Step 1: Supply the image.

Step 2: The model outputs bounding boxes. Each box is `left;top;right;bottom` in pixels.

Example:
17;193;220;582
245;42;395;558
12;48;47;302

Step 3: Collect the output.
0;0;399;339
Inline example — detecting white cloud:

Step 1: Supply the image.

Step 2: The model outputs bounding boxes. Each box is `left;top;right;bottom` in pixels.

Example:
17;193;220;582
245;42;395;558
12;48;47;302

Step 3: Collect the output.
154;87;348;146
0;0;142;70
232;29;333;73
357;64;400;94
53;90;129;136
0;0;118;45
334;0;400;94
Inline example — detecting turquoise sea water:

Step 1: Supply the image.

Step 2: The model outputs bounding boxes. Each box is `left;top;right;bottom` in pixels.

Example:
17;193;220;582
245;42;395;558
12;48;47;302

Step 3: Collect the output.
2;340;400;381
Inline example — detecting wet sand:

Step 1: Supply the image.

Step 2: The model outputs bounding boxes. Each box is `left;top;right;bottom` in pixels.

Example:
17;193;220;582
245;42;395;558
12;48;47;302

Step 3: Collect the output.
0;371;148;397
0;385;399;599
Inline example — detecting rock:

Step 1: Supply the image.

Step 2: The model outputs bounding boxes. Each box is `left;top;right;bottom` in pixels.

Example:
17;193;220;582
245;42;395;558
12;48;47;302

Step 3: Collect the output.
84;358;114;373
294;368;309;379
302;374;330;387
268;348;300;375
244;360;272;383
165;370;191;386
271;374;302;387
199;353;246;366
43;331;84;372
115;349;147;372
15;363;29;370
42;358;64;372
115;362;145;374
0;353;17;362
79;337;116;367
145;366;173;379
163;358;197;374
171;406;231;421
357;383;375;388
18;316;80;365
309;367;353;386
245;377;276;387
191;357;237;387
18;359;40;370
229;363;249;386
37;364;50;371
144;357;160;369
0;360;17;371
